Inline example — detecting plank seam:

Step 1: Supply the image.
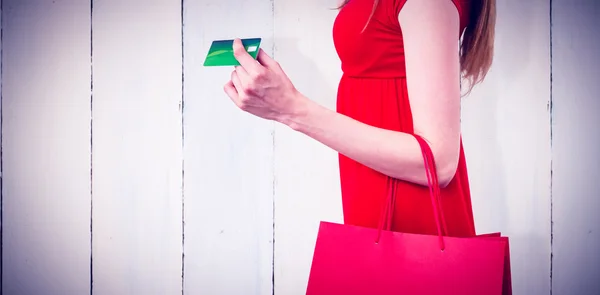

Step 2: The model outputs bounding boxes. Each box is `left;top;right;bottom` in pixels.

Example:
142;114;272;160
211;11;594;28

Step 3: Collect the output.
89;0;94;294
0;0;4;293
180;0;186;294
270;1;276;294
549;0;554;294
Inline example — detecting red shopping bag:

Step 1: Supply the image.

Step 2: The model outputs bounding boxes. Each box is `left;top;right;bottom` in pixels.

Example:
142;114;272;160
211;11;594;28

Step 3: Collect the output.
306;135;512;295
475;233;513;295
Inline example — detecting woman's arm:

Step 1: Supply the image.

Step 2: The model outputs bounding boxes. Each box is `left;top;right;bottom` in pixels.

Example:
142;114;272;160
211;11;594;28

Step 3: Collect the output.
225;0;462;187
278;99;435;186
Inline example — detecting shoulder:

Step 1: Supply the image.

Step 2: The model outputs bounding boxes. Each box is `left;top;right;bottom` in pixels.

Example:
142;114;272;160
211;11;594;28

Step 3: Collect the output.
396;0;467;34
391;0;468;20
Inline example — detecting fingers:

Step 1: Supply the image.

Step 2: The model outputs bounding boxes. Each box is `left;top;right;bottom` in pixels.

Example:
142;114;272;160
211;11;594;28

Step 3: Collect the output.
223;80;239;104
230;70;244;94
232;38;262;74
234;65;249;85
225;71;250;111
256;48;279;69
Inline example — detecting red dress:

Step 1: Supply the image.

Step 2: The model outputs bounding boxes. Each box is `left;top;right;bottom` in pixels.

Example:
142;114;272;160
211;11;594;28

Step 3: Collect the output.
333;0;476;237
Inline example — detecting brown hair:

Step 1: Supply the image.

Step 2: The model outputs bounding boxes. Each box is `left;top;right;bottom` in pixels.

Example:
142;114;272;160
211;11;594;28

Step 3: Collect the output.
338;0;497;95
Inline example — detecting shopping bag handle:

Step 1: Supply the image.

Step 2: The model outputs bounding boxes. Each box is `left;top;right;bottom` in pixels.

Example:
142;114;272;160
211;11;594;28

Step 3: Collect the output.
375;134;448;251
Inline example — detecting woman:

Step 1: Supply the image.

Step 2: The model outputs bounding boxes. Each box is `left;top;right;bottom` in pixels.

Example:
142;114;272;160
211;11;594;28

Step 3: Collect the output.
223;0;496;237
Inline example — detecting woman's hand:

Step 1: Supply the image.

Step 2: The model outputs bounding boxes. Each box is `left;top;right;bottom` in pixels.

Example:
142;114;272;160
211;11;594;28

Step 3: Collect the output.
224;38;306;122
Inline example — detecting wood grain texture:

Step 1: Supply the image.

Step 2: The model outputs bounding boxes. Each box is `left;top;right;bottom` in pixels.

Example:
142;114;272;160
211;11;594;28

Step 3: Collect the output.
1;1;92;294
551;1;600;294
182;0;274;294
461;0;551;294
273;1;344;293
91;0;182;294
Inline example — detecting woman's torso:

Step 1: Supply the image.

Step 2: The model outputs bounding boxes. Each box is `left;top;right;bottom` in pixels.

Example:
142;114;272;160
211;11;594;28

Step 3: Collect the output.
332;0;476;237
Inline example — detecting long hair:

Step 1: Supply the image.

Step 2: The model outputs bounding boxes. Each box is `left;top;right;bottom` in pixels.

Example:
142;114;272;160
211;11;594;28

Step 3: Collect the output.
338;0;497;94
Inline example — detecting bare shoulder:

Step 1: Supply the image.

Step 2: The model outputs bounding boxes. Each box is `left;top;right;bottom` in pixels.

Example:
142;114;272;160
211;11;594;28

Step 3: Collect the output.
398;0;460;29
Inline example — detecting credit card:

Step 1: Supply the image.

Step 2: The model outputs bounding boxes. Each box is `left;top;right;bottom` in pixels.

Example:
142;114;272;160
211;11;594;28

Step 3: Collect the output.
203;38;262;67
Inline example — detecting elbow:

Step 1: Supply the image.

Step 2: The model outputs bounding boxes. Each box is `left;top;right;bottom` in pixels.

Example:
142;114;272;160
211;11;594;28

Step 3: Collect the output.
413;134;461;188
436;157;459;189
430;146;460;189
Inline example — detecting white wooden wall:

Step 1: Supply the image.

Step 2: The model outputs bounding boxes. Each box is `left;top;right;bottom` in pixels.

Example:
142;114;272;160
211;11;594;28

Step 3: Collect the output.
551;0;600;294
91;0;183;293
1;0;598;295
462;0;552;293
182;0;274;294
2;1;92;294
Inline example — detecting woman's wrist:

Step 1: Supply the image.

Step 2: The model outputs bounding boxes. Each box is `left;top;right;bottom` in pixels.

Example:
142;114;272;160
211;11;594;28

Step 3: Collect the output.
276;91;317;132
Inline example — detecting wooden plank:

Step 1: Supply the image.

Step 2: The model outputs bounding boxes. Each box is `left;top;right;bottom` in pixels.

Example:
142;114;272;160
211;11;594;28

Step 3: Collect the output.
182;0;274;294
91;0;182;294
273;1;344;293
2;1;92;294
551;1;600;294
461;0;551;294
